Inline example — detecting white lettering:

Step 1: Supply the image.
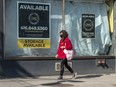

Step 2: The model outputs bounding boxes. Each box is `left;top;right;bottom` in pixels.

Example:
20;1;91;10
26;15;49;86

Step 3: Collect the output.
19;4;49;11
20;26;48;31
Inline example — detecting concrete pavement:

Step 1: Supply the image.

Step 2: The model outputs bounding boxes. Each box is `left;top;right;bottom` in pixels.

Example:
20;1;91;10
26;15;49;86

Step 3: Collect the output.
0;74;116;87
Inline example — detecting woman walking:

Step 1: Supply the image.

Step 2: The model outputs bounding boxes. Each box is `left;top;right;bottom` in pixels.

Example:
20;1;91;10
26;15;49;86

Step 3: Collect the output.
55;30;77;80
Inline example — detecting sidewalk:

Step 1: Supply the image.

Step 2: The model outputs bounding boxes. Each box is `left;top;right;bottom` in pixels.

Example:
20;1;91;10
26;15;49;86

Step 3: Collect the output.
0;74;116;87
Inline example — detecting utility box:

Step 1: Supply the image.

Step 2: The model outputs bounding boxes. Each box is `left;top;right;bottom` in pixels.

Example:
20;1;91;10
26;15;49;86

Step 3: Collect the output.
55;62;72;71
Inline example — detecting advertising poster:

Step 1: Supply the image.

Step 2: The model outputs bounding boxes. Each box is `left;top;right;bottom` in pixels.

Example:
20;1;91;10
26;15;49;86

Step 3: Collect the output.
17;2;51;48
82;14;95;38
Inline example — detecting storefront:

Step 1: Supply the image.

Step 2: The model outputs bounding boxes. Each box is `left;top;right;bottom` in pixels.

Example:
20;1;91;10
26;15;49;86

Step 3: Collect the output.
0;0;115;77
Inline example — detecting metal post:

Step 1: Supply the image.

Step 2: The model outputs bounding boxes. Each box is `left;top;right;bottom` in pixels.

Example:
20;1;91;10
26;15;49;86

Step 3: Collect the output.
62;0;65;30
114;0;116;74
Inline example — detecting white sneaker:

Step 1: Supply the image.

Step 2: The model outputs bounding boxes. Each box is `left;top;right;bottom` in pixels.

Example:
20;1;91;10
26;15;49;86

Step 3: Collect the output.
57;76;63;80
72;73;77;79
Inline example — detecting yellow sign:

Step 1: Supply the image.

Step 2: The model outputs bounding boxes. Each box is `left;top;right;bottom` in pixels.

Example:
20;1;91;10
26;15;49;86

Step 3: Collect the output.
108;0;114;33
18;39;50;48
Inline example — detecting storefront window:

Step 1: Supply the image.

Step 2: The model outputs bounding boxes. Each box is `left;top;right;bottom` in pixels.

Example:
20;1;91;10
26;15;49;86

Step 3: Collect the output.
4;0;112;59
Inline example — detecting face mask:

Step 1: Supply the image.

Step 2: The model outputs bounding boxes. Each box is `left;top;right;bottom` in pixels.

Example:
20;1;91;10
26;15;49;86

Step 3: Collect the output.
60;35;63;38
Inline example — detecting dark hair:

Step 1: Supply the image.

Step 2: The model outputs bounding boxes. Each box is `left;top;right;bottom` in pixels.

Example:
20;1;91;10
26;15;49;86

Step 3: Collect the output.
60;30;68;38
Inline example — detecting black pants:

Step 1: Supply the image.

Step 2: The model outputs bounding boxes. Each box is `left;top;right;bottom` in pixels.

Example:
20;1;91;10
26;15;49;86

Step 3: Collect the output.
60;58;74;76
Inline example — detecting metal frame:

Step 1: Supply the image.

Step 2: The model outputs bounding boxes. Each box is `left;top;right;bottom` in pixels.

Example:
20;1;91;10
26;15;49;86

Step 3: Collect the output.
3;0;5;59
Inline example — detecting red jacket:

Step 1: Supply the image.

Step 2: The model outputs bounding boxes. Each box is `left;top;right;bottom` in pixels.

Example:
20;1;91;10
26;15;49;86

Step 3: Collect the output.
57;37;73;59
